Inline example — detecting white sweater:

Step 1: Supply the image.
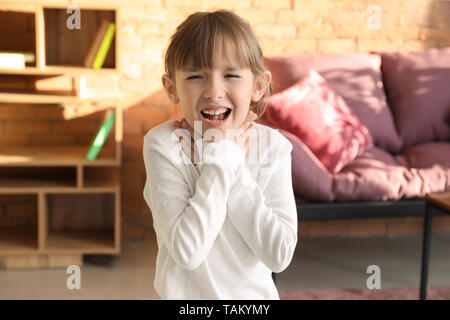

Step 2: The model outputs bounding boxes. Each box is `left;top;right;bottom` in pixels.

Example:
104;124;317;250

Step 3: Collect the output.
143;120;298;300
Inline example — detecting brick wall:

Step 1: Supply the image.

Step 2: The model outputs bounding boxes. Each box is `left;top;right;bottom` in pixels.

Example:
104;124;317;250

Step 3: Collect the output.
1;0;449;241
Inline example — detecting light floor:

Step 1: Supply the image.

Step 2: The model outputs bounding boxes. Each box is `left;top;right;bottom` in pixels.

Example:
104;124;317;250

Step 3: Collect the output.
1;232;449;299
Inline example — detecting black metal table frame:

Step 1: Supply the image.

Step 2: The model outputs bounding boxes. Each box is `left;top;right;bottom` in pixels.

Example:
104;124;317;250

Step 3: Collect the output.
272;197;438;300
420;200;449;300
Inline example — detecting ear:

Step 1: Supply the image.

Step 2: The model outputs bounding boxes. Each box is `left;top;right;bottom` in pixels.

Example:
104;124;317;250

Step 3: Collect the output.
162;74;179;104
251;70;271;103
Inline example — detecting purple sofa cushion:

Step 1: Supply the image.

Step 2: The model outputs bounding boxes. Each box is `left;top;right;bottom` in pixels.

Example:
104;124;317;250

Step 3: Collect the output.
381;47;450;148
280;129;334;202
263;53;403;153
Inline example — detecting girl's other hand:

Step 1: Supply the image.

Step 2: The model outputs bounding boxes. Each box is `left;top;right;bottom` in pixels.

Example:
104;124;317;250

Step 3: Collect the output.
173;110;257;163
173;119;196;165
225;110;257;154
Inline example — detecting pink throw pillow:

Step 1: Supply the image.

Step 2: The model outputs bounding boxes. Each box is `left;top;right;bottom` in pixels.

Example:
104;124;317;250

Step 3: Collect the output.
265;70;374;173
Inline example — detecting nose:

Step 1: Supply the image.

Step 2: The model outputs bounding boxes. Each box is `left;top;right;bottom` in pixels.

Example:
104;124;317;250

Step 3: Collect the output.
203;77;225;100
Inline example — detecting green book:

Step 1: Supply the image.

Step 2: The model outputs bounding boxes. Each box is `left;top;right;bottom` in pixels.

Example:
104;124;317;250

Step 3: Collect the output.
92;22;115;69
86;110;115;161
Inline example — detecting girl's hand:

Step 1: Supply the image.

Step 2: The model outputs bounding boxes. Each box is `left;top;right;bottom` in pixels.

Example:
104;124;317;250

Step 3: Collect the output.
173;119;196;165
173;110;258;164
224;110;257;154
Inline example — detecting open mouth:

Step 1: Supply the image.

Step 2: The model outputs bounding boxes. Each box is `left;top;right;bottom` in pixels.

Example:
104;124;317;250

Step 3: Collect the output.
200;107;232;122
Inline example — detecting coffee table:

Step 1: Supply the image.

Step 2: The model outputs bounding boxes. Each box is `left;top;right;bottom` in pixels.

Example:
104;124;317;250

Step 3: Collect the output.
420;192;450;300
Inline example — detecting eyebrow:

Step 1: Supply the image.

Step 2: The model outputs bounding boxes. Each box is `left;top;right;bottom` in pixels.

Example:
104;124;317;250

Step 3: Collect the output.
182;66;241;72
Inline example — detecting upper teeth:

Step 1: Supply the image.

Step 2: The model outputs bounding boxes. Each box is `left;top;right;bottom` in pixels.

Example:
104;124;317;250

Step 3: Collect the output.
202;108;229;115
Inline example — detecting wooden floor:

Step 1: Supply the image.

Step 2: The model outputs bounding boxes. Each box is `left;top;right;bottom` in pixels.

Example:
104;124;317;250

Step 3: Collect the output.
1;232;450;299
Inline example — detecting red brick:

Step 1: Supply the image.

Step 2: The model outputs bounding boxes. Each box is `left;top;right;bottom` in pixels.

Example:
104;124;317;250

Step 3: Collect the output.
317;38;356;53
119;58;143;78
123;212;153;229
357;38;404;52
52;119;98;134
0;133;29;145
253;0;291;9
235;8;277;24
122;161;145;175
277;9;319;24
5;120;50;134
0;105;30;119
28;106;64;120
123;134;143;149
122;223;146;241
30;134;77;146
260;38;316;55
253;24;297;38
121;173;145;202
123;119;143;135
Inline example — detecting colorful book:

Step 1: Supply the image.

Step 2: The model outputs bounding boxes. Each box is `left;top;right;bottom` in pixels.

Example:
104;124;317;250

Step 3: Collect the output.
83;20;110;68
92;22;116;69
86;109;115;161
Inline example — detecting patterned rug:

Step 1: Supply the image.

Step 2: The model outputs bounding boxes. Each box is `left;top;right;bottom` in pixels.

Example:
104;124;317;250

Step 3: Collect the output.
279;286;450;300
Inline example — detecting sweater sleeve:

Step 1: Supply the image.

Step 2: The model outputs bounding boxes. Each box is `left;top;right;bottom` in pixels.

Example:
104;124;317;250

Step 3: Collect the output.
143;134;245;271
226;140;298;273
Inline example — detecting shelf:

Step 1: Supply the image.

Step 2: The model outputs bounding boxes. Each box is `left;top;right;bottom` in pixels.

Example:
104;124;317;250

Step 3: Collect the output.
0;146;118;166
44;8;116;69
0;11;36;68
0;227;38;255
0;176;76;193
0;66;117;75
45;229;116;254
0;166;75;193
0;92;122;104
0;5;121;268
45;193;117;254
83;166;120;190
0;228;116;255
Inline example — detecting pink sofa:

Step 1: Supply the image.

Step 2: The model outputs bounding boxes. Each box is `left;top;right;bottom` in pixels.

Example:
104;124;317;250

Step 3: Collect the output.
259;47;450;205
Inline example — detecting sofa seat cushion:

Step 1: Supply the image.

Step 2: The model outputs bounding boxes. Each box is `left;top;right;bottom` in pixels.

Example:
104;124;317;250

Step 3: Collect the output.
333;145;450;201
265;70;373;174
381;47;450;148
263;52;403;153
395;142;450;169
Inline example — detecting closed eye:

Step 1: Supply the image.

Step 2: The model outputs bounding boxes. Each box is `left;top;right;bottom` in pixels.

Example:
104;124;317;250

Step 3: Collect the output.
186;74;240;80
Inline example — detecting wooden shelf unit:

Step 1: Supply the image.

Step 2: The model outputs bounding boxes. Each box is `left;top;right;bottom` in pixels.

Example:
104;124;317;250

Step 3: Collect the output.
0;3;122;269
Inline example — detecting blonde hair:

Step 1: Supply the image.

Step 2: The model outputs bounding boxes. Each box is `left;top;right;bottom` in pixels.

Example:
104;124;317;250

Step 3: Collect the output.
163;9;272;118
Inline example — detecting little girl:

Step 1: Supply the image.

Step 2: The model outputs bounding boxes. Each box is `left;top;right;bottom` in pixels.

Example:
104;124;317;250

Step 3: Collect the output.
143;9;298;299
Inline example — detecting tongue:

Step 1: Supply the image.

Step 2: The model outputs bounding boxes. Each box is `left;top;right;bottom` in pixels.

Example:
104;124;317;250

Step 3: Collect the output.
205;113;226;121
